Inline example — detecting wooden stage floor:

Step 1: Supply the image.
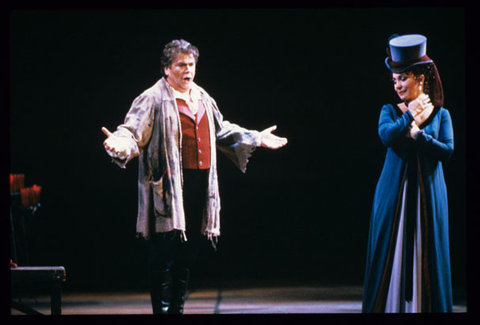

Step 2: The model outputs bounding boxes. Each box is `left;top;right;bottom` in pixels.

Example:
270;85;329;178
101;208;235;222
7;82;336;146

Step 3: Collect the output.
10;280;467;315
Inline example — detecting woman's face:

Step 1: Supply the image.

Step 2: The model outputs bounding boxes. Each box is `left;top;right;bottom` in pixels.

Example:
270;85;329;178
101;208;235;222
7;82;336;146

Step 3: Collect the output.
392;72;424;103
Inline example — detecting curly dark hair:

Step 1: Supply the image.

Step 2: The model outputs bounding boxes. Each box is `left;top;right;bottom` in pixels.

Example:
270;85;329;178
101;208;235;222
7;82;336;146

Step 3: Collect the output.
161;39;199;76
406;63;435;96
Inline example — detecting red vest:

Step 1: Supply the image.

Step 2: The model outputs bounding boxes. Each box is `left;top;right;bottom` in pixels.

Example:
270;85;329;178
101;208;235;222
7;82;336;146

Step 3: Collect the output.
177;99;211;169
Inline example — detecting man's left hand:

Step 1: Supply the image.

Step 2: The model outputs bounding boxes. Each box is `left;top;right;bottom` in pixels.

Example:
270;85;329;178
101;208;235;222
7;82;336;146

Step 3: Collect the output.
259;125;288;149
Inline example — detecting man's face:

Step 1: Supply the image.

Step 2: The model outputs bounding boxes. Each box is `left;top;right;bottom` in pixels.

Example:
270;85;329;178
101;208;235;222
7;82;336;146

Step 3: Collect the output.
164;53;196;93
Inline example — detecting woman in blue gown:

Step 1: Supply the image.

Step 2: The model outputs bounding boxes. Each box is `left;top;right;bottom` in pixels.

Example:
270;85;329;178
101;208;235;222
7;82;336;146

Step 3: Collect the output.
362;34;454;313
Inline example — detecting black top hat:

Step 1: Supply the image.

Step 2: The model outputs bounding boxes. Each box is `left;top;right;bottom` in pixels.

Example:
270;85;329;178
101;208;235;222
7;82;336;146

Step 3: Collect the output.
385;34;433;73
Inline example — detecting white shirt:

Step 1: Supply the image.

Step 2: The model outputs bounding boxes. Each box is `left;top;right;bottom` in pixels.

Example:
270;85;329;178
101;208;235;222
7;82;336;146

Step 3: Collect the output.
169;85;201;116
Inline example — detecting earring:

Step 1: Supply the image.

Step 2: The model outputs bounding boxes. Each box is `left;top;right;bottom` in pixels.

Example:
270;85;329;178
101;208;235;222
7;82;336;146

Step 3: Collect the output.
419;82;423;91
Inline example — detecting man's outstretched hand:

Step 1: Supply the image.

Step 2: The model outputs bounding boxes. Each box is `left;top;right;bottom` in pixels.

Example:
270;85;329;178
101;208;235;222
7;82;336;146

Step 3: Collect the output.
102;127;118;153
259;125;288;149
102;126;128;159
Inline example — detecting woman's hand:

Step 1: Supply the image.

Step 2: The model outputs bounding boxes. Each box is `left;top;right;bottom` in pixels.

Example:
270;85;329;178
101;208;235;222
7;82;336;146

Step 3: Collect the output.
406;121;422;139
408;93;434;125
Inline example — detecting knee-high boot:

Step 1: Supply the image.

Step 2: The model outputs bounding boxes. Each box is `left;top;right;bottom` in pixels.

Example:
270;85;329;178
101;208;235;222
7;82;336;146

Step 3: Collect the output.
168;268;190;314
149;268;172;314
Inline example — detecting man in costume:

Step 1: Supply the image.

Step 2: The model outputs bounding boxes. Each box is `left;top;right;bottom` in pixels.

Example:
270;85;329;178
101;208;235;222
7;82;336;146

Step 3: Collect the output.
102;39;287;314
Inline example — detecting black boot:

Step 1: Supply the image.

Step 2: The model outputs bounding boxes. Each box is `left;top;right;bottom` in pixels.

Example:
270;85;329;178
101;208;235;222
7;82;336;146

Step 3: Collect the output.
168;268;190;314
149;268;172;314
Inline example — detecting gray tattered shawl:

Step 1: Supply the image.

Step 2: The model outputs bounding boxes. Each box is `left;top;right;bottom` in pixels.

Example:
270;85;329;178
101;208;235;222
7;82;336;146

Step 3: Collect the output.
108;78;261;240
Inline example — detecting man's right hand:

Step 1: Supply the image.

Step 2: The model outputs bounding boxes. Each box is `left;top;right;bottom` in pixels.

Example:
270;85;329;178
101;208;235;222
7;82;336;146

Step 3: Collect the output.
102;127;116;151
102;127;127;159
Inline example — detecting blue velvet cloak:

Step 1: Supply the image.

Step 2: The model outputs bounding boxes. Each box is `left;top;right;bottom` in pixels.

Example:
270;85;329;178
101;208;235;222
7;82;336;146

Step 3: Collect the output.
362;104;454;313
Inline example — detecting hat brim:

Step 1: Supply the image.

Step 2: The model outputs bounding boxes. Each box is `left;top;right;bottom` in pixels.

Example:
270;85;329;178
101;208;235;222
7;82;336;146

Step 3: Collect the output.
385;55;432;73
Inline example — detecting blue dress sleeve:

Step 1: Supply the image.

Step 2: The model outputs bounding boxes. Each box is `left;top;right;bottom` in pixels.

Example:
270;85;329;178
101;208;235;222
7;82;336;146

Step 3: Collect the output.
378;104;415;147
416;108;454;162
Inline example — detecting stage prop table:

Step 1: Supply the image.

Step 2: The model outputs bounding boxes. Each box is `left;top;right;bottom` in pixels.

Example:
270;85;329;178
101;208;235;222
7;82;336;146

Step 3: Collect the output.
11;266;66;315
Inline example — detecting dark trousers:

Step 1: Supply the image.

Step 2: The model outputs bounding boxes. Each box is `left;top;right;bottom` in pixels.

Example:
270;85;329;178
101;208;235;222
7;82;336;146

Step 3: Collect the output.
146;168;209;273
146;168;209;314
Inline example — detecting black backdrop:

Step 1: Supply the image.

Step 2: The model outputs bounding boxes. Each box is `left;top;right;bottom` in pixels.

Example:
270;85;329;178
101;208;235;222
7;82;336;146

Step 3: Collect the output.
8;8;466;295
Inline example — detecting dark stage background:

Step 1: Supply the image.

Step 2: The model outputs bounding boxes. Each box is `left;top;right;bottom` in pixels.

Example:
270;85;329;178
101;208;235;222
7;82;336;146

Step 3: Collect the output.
8;8;466;296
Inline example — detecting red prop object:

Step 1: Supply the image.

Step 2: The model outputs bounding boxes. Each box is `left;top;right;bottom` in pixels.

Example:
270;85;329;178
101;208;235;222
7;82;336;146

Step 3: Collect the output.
20;185;42;207
10;174;25;193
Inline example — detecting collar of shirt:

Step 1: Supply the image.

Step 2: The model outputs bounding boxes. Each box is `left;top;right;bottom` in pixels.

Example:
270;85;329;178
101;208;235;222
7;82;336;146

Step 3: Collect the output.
169;84;201;115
